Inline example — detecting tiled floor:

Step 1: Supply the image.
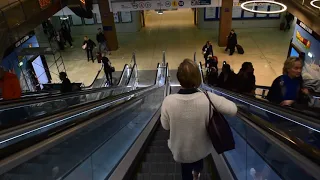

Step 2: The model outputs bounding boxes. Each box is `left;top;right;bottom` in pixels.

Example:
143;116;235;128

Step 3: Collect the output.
40;9;295;86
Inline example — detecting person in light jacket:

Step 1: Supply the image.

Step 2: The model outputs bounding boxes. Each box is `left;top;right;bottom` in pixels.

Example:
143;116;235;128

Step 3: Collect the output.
161;59;237;180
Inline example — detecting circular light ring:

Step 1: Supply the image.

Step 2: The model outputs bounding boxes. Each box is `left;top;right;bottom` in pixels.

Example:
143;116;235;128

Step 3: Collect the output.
310;0;320;9
241;0;287;14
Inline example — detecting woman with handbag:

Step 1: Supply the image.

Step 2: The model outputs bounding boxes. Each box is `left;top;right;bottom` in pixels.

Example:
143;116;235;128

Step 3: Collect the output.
161;59;237;180
101;54;114;86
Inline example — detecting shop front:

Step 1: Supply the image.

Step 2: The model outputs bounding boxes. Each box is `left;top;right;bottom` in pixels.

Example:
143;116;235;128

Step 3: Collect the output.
1;32;51;92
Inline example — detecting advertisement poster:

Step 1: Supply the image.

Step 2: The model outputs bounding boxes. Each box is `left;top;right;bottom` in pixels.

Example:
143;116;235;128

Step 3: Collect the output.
205;7;216;19
243;4;255;18
191;0;211;6
121;11;132;23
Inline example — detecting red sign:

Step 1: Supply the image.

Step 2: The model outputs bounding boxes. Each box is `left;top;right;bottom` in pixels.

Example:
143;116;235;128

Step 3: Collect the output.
39;0;51;9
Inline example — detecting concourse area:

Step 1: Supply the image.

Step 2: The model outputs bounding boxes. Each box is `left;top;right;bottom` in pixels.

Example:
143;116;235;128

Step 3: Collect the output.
0;0;319;180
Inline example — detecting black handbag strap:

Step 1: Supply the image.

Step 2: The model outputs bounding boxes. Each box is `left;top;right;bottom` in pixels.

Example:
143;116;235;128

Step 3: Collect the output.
203;91;223;139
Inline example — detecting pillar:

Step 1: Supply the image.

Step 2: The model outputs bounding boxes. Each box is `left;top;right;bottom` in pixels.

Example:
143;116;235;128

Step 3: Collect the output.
98;0;119;51
218;0;233;47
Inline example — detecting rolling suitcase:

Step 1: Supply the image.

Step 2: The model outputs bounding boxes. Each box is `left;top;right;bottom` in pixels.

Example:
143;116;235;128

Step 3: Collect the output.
236;45;244;54
96;52;102;63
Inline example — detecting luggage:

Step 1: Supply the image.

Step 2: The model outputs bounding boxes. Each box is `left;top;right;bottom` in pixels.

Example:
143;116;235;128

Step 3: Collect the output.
236;44;244;54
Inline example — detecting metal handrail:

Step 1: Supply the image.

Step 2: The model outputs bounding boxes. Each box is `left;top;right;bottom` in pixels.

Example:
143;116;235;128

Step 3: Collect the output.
0;63;168;176
82;64;104;88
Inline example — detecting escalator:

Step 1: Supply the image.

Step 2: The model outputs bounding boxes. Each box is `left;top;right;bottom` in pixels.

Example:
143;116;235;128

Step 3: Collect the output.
0;62;168;179
1;61;319;180
0;63;137;131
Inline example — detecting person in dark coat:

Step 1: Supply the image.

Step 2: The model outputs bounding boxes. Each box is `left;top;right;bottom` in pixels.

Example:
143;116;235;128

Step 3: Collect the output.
61;25;73;48
217;63;236;91
96;28;109;54
225;29;237;56
236;62;256;95
284;13;294;31
202;41;213;61
59;72;72;93
102;55;113;86
267;57;309;107
83;36;96;63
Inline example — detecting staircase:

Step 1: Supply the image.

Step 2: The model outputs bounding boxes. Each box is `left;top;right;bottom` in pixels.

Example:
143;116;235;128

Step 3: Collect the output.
136;126;213;180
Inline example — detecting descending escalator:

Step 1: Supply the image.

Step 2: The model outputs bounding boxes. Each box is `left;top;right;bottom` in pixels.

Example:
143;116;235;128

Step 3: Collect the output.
0;63;168;180
0;63;137;131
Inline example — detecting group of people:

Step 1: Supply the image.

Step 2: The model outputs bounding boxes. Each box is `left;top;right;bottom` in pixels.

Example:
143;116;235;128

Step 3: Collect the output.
82;28;110;63
205;55;316;110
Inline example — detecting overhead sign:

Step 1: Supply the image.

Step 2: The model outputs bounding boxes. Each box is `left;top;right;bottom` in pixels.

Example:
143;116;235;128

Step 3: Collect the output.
111;0;238;12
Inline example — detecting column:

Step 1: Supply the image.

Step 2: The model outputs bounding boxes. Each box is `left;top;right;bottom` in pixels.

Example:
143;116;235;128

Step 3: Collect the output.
218;0;233;47
98;0;119;50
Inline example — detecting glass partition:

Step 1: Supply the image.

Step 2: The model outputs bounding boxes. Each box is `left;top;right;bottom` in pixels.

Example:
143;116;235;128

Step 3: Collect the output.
224;115;317;180
0;87;165;180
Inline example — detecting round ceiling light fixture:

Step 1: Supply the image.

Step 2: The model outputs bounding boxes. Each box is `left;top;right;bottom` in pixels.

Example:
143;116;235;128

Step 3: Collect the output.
241;0;287;14
310;0;320;9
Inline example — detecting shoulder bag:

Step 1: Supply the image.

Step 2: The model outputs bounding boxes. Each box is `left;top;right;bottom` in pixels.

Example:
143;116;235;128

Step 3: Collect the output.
203;91;235;154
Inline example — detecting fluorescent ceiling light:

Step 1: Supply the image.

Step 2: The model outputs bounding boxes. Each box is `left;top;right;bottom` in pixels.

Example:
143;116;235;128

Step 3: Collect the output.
308;52;313;58
310;0;320;9
241;0;287;14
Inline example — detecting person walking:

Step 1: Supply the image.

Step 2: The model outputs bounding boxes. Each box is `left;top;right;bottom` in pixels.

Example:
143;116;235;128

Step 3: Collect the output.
225;29;237;56
161;59;237;180
83;36;96;63
96;28;110;55
101;54;113;86
61;25;73;48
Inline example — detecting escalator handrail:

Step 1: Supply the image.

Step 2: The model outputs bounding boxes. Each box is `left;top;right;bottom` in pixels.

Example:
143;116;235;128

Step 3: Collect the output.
0;64;168;176
235;110;320;178
199;62;320;131
117;64;130;86
126;63;137;86
0;85;130;111
60;63;169;180
82;64;104;88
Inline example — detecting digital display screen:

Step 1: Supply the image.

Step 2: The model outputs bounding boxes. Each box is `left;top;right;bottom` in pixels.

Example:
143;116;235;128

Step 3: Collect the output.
32;56;49;89
290;47;299;57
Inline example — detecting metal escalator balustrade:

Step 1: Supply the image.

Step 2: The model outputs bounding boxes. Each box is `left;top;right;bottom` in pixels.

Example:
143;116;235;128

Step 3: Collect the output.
0;63;137;132
0;62;168;179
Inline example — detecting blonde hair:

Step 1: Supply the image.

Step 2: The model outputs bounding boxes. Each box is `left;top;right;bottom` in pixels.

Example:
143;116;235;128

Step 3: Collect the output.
283;56;302;75
177;59;201;88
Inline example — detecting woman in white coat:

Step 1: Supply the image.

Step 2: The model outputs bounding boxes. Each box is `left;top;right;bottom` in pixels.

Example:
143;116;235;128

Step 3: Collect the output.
161;59;237;180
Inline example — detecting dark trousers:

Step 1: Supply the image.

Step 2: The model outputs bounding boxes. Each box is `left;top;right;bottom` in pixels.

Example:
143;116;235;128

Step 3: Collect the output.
181;159;204;180
226;44;235;55
65;38;72;46
86;49;94;62
105;69;113;85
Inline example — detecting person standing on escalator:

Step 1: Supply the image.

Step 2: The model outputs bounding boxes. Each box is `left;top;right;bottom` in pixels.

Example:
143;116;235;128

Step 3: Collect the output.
59;72;72;93
202;41;213;62
161;59;237;180
102;54;114;86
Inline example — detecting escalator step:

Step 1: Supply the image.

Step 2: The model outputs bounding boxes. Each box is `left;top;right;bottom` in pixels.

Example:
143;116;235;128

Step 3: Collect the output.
141;162;181;173
148;146;171;153
136;173;212;180
150;140;167;146
145;153;175;162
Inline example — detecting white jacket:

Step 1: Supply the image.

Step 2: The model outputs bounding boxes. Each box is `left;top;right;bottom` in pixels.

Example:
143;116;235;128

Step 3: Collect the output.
161;91;237;163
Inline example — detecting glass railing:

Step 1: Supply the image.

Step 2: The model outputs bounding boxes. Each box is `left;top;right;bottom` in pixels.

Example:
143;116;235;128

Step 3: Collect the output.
202;84;320;160
0;64;168;180
0;85;135;131
224;113;319;180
